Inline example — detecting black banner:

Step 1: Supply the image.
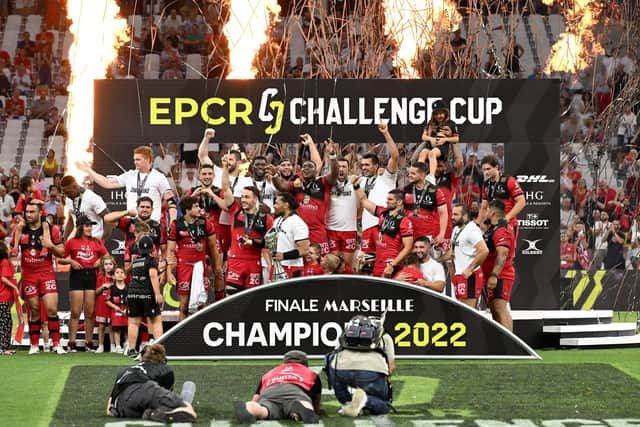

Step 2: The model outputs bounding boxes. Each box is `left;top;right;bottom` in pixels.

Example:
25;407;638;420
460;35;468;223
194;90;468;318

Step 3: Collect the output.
93;79;560;310
157;276;539;359
561;269;640;311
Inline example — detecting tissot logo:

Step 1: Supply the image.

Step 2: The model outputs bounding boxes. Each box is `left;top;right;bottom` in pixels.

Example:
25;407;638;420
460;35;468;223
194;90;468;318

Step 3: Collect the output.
517;175;556;183
518;213;550;229
522;239;543;255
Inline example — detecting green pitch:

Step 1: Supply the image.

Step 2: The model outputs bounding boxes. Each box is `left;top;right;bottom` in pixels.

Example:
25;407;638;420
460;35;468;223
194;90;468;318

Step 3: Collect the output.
2;349;640;426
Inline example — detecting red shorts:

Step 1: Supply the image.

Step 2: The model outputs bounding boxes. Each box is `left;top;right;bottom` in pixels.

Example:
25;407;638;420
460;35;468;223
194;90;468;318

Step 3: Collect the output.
372;259;395;278
21;270;57;299
226;258;262;289
361;227;378;253
217;224;231;254
487;278;514;302
309;228;329;255
95;294;111;323
454;270;484;300
327;230;357;254
176;263;210;295
111;309;128;327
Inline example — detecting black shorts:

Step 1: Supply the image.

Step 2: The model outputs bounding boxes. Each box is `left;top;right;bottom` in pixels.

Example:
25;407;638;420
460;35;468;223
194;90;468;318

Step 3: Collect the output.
127;293;161;318
426;141;450;162
112;381;185;418
69;268;97;291
257;383;312;420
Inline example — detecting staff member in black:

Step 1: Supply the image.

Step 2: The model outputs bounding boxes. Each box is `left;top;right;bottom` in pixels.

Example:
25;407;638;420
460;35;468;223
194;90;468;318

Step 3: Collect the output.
107;343;197;423
126;235;163;357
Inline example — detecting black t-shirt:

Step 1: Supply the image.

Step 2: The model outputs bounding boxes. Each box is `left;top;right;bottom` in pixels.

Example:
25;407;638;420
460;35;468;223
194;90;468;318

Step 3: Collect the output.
110;361;174;400
604;232;625;269
129;255;158;294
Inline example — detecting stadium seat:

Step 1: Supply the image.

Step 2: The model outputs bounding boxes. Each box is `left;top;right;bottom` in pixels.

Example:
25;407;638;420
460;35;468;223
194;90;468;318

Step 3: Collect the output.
185;54;203;79
1;34;18;60
507;14;523;32
54;95;68;111
549;14;565;36
26;15;43;36
144;53;160;79
5;15;22;33
287;16;306;72
62;32;73;58
48;136;65;154
488;14;503;30
128;15;144;39
528;14;547;38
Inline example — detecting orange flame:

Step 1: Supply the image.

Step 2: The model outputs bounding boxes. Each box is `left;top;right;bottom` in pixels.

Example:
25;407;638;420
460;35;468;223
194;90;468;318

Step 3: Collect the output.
65;0;128;180
225;0;280;78
542;0;554;6
545;0;604;73
384;0;461;78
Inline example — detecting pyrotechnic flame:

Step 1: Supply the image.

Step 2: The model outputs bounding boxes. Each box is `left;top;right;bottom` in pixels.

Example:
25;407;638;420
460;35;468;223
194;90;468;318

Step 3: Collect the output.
545;0;604;73
542;0;554;6
65;0;128;180
384;0;461;78
225;0;280;78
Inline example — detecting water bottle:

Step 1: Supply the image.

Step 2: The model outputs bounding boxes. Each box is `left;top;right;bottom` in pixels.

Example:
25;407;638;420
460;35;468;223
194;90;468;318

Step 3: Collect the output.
181;381;196;404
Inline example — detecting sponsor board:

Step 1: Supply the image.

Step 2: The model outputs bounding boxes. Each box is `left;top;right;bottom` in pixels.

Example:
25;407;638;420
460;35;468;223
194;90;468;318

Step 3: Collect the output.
157;275;538;359
524;190;552;206
516;175;556;183
522;238;544;255
518;213;551;230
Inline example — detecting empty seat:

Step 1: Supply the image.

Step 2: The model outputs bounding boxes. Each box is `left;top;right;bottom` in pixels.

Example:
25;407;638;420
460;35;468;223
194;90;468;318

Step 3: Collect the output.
26;14;43;35
528;14;546;36
5;15;22;33
128;15;144;39
488;14;503;29
549;14;565;36
185;54;203;79
143;54;160;79
54;95;68;111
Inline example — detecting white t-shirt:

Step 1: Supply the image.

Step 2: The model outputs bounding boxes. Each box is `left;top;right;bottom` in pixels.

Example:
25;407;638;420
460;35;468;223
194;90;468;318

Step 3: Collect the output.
213;169;254;225
327;179;358;231
360;169;397;230
0;194;15;223
253;179;278;211
65;188;108;239
420;258;446;293
452;221;484;274
271;214;309;267
116;169;172;222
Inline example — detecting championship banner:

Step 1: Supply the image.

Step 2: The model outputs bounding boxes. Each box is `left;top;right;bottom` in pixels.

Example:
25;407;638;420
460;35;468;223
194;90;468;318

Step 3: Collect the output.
93;79;560;310
157;276;539;359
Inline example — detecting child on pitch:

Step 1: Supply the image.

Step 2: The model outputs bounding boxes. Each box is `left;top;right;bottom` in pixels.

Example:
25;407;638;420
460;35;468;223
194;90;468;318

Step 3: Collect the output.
95;255;116;353
393;254;425;285
107;266;128;353
417;100;459;185
303;243;324;277
0;241;22;355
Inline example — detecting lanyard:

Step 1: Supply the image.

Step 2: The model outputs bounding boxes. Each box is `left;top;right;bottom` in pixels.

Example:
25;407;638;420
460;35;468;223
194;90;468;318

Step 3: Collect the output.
72;189;84;217
252;179;266;201
412;184;429;213
244;211;256;235
364;176;376;197
451;223;466;249
136;172;149;197
230;176;239;193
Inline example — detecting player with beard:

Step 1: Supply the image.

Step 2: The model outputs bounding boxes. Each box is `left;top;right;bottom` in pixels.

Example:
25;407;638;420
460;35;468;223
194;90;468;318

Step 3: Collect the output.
104;196;166;271
478;155;525;239
448;204;488;308
13;200;66;354
359;123;399;264
167;196;222;319
276;159;296;182
402;162;447;242
353;178;413;278
326;158;358;271
249;155;278;211
482;200;516;331
197;129;252;254
402;237;446;292
186;161;227;252
265;193;310;279
271;135;338;255
220;161;273;294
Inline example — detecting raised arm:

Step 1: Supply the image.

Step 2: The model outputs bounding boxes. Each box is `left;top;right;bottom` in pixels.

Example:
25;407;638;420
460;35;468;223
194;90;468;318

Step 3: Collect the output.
76;161;122;190
103;208;137;224
351;175;377;214
198;128;215;165
378;122;399;173
301;134;322;174
324;140;339;187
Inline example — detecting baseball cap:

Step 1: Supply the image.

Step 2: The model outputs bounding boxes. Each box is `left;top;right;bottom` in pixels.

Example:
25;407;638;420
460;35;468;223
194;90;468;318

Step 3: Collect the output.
76;215;96;226
283;350;308;366
137;235;154;255
432;100;448;111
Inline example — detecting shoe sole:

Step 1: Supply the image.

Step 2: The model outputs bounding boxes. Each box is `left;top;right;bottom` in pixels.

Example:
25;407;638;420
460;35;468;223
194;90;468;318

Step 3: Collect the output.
343;389;367;417
143;408;196;423
289;401;319;423
234;400;256;424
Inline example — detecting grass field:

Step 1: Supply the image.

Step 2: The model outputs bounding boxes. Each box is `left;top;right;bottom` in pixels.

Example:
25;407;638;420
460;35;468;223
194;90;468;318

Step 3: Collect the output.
2;349;640;426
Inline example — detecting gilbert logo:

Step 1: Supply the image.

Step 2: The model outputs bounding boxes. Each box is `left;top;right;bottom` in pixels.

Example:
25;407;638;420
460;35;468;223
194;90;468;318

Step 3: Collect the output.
111;239;126;255
517;175;555;183
522;239;543;255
